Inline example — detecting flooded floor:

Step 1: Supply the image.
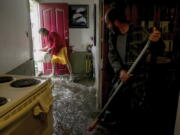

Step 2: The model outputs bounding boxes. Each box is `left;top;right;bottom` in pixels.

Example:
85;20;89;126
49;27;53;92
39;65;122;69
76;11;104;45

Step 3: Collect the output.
51;76;109;135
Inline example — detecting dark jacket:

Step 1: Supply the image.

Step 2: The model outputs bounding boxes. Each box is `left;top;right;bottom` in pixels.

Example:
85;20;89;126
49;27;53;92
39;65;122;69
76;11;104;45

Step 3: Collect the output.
108;24;165;111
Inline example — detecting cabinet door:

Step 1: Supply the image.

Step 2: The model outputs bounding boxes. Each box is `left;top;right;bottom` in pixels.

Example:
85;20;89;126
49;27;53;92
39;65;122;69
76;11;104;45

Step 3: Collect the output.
39;3;69;75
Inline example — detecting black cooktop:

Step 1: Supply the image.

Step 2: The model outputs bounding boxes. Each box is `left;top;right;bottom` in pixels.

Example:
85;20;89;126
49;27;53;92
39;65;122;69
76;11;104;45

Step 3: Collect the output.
0;97;8;106
10;78;40;88
0;76;13;83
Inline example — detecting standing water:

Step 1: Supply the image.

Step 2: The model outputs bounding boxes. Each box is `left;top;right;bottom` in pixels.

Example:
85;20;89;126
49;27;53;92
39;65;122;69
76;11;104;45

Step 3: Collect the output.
52;76;107;135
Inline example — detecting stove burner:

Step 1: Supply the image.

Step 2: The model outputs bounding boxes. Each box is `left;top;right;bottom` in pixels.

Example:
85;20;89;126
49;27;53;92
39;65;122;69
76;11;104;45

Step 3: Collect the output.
10;78;40;88
0;97;8;106
0;76;13;83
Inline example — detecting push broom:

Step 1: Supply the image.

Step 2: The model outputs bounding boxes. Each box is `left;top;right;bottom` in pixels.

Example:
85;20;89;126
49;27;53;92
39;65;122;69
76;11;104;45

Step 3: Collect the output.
86;40;151;131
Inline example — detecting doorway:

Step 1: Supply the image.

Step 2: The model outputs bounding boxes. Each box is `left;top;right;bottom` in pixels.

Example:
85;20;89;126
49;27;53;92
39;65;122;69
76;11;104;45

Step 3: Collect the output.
30;1;69;75
39;3;69;75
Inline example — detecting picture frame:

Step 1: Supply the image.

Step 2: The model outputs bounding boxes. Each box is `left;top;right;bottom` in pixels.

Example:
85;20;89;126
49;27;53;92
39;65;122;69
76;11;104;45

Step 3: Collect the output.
69;5;89;28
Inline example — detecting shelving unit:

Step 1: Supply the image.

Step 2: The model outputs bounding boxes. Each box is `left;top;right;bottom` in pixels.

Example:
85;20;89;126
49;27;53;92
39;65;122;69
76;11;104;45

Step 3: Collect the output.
136;5;178;64
127;4;179;135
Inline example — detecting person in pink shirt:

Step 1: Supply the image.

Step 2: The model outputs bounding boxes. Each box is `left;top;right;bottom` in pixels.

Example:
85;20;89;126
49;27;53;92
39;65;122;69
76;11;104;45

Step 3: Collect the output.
39;28;72;78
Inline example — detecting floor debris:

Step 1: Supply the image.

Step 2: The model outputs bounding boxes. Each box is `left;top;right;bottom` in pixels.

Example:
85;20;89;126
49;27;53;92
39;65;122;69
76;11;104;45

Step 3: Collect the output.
52;77;104;135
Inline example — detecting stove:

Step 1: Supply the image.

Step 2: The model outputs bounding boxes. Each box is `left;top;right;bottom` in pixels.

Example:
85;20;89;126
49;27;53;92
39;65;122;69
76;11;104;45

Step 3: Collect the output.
0;97;7;106
0;74;54;135
0;76;14;83
10;78;40;88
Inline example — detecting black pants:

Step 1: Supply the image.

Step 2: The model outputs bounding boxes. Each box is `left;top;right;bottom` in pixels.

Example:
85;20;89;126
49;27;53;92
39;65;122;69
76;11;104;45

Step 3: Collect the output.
103;74;151;135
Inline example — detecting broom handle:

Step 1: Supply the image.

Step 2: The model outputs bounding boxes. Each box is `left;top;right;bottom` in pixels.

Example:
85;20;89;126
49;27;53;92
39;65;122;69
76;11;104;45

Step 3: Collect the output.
86;40;151;131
